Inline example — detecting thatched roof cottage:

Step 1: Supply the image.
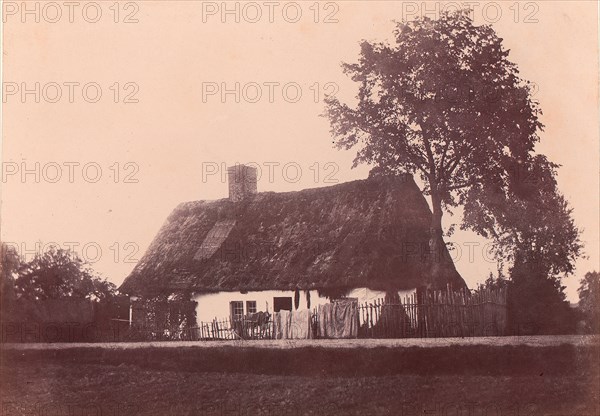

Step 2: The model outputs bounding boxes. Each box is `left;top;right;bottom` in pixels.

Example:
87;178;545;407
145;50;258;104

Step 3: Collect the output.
119;165;466;323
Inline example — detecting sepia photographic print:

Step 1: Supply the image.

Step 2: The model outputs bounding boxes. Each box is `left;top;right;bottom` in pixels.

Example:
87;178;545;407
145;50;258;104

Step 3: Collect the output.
0;1;599;415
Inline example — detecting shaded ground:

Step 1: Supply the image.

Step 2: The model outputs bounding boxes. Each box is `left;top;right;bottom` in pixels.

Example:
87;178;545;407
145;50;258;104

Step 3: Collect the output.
1;338;599;415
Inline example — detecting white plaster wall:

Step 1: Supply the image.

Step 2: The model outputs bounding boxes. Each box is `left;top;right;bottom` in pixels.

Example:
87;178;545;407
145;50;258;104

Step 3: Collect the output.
192;287;416;324
192;289;328;323
346;288;416;304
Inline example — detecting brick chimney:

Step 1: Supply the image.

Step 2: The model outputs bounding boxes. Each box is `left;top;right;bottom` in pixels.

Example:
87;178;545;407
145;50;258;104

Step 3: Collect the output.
227;164;257;202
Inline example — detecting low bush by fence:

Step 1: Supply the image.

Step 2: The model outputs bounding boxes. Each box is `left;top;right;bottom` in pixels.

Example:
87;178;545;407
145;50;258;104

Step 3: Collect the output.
130;298;197;340
1;297;198;343
1;298;130;342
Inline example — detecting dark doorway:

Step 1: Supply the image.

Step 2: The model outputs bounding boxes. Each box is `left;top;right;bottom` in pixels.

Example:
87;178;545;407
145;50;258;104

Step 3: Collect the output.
273;297;292;312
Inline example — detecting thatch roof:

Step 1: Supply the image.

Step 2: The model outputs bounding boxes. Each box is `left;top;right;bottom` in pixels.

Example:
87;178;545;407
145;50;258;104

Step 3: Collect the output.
119;174;466;296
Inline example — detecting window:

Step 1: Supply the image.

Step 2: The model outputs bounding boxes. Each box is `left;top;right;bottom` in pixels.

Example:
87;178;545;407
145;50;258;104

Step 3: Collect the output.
230;301;244;319
246;301;257;314
273;297;292;312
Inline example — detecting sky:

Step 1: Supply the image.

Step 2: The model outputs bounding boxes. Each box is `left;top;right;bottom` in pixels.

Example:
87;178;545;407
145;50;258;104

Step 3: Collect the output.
1;1;598;302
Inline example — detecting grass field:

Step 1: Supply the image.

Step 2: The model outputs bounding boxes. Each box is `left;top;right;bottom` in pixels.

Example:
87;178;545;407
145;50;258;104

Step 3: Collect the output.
1;341;599;415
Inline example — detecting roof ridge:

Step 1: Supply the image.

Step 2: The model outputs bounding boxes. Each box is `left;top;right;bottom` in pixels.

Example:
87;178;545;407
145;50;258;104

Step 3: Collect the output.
177;173;417;207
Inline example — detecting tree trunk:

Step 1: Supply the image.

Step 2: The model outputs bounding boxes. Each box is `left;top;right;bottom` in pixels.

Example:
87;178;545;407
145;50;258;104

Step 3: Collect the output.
429;190;447;288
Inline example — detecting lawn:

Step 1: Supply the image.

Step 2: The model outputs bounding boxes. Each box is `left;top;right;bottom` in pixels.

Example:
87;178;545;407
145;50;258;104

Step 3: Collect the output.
1;343;598;415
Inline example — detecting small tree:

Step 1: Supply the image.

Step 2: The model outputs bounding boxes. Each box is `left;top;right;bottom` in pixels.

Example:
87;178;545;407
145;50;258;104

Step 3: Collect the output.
464;155;582;334
15;246;116;301
578;271;600;333
1;243;21;307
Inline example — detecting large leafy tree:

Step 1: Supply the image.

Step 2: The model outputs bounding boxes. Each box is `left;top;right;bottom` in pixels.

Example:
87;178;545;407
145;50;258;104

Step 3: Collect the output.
325;9;547;285
15;246;116;301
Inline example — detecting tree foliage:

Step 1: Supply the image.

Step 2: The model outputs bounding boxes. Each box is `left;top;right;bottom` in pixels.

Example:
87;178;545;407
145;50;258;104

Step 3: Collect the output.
1;243;21;305
463;154;582;279
507;267;576;335
325;9;541;214
14;246;116;301
464;153;582;334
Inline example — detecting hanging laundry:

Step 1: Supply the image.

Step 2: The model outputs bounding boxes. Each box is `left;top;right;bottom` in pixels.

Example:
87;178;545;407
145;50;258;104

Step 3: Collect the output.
273;309;312;339
272;310;291;339
318;299;359;338
289;309;312;339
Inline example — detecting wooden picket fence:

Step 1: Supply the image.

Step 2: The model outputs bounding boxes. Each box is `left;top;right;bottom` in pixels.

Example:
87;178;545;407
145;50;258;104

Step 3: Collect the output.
358;286;507;339
181;287;507;341
185;317;274;340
